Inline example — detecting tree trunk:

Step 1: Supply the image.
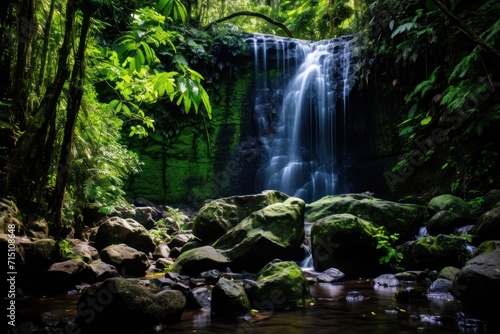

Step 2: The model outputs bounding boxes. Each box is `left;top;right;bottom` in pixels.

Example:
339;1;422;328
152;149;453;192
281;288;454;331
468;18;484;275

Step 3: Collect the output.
12;0;36;129
37;0;57;94
3;1;76;200
51;2;94;238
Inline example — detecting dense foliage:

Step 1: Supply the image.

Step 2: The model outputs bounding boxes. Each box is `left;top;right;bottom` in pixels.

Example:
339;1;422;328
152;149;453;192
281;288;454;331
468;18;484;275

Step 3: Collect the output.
358;0;500;204
0;0;215;234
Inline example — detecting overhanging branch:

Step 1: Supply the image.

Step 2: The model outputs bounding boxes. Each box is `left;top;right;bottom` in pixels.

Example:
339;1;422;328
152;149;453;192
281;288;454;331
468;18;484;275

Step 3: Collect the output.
430;0;500;59
204;11;294;38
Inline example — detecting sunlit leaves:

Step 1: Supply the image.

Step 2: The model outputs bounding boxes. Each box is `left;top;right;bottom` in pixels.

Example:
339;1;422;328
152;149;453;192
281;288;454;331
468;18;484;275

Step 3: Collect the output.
73;87;143;214
156;0;187;23
116;31;160;71
175;65;212;118
153;71;177;98
130;125;149;138
97;5;213;137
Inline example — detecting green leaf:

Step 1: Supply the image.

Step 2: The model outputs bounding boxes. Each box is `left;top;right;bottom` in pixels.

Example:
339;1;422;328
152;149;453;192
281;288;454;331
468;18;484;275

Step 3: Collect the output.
391;22;419;38
420;115;432;125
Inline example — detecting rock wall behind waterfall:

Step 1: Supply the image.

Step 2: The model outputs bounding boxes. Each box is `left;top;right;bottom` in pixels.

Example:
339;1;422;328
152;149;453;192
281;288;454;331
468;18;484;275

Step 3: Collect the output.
125;34;410;206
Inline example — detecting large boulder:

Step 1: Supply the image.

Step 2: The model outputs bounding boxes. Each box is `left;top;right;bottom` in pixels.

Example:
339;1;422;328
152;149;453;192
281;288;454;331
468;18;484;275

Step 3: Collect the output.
25;219;49;239
100;243;150;277
245;260;313;310
452;245;500;321
18;238;57;273
111;206;163;230
310;213;382;278
472;240;500;256
426;210;467;236
169;246;231;277
469;206;500;245
211;277;251;320
427;194;476;222
480;189;500;213
305;193;424;240
212;197;305;272
94;217;155;253
76;277;186;332
397;234;471;271
67;240;99;263
192;190;290;245
43;258;93;294
88;260;120;282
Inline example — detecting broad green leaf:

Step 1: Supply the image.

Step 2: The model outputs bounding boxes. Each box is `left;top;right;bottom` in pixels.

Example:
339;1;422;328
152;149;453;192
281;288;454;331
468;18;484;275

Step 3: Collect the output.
391;22;419;38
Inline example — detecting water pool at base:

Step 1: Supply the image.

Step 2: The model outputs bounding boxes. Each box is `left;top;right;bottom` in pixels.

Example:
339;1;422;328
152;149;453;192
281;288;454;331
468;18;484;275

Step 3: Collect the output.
14;279;497;334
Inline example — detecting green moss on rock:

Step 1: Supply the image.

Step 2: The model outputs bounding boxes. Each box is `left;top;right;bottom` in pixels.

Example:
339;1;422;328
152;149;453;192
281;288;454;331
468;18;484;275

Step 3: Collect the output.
306;193;424;240
128;69;253;204
397;235;471;271
247;260;313;309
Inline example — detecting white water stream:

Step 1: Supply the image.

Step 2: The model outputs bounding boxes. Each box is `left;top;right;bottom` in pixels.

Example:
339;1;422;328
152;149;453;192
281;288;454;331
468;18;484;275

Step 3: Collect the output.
248;34;356;203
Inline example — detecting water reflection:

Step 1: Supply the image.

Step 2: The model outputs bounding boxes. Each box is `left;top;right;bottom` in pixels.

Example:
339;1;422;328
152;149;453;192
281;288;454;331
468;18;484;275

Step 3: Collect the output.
14;280;496;334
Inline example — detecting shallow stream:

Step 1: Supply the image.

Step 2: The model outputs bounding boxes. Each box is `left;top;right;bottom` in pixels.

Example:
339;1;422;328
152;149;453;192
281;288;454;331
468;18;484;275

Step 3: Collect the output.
14;278;497;334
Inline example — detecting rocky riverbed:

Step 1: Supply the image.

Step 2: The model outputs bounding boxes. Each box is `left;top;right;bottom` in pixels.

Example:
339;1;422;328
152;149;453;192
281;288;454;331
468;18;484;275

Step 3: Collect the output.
2;190;500;333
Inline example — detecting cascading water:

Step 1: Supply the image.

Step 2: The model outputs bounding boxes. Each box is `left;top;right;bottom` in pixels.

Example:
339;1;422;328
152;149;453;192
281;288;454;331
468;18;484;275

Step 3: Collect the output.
247;34;356;203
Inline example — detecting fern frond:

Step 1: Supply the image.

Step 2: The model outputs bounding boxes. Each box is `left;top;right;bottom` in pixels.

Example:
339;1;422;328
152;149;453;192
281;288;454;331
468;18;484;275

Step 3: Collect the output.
449;46;480;82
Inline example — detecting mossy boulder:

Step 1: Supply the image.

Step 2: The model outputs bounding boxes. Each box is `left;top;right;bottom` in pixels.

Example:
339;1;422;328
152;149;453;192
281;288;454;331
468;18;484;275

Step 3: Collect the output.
305;193;424;240
427;194;475;221
169;245;231;277
472;240;500;257
76;277;186;332
438;266;461;280
469;206;500;245
192;190;290;245
211;277;251;320
245;260;313;310
212;197;305;272
397;235;471;271
19;238;57;273
481;189;500;213
310;213;383;278
426;210;465;235
94;217;156;253
68;239;99;263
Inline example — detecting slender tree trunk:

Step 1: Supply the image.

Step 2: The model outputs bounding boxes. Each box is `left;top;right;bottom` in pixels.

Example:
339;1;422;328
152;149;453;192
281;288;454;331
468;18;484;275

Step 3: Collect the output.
3;1;76;199
37;0;57;95
0;1;15;98
51;2;94;237
328;0;337;36
12;0;36;129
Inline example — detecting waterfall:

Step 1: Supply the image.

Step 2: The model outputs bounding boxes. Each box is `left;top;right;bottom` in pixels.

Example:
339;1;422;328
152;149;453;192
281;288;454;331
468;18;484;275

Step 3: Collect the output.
247;34;356;203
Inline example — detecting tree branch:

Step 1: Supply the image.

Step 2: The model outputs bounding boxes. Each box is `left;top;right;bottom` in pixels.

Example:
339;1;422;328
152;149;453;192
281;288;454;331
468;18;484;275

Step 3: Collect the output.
204;11;294;38
430;0;500;59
